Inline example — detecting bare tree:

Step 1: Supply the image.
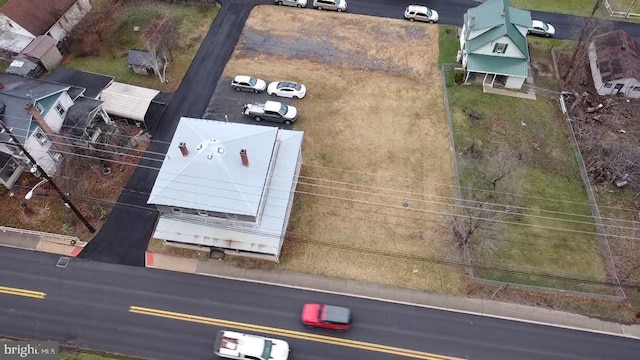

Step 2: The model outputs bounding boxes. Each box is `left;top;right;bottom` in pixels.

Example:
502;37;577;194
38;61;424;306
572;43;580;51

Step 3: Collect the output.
66;0;122;55
443;150;522;262
562;0;614;86
141;15;177;84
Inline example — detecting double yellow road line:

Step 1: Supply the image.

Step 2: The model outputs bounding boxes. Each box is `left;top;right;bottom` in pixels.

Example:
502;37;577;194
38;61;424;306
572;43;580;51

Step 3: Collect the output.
130;306;464;360
0;285;46;299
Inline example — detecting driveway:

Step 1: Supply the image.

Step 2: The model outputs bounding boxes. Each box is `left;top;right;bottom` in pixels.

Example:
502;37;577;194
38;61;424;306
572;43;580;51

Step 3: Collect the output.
78;0;254;266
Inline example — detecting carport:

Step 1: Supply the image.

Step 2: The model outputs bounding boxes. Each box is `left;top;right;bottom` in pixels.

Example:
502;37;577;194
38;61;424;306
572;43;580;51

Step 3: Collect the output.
100;82;160;128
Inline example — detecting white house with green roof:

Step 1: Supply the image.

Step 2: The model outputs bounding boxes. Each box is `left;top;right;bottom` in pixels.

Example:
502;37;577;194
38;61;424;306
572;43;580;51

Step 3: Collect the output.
458;0;532;90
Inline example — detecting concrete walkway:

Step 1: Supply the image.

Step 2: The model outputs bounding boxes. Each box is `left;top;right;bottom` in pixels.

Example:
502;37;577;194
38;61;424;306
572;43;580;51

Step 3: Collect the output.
2;229;639;340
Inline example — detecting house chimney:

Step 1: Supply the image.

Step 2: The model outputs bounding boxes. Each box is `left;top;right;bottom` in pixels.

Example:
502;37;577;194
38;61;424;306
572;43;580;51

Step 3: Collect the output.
179;142;189;156
502;8;506;16
240;149;249;167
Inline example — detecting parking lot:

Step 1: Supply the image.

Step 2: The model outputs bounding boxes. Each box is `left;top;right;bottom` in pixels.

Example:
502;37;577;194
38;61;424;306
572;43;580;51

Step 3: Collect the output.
203;75;296;129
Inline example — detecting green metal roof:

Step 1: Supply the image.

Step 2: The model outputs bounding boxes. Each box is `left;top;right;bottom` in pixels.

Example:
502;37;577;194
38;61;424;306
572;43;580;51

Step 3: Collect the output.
466;53;529;77
466;0;531;58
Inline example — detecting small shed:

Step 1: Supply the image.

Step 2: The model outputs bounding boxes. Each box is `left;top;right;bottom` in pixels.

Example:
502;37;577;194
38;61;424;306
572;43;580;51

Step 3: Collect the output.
20;35;63;72
5;56;43;77
127;50;159;76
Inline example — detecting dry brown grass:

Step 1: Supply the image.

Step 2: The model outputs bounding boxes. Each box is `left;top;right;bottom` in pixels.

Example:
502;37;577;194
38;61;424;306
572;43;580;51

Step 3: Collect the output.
147;238;212;260
222;7;461;293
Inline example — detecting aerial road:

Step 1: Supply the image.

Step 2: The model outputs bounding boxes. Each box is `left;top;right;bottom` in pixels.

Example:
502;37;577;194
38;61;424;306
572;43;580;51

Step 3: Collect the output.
0;247;638;360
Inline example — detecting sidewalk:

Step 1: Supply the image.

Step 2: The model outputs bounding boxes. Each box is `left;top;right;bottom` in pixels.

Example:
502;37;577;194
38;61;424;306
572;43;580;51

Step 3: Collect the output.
2;228;638;340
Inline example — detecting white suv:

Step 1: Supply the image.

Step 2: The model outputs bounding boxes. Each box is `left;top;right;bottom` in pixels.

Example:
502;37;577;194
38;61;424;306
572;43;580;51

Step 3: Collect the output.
313;0;347;12
214;331;290;360
404;5;439;23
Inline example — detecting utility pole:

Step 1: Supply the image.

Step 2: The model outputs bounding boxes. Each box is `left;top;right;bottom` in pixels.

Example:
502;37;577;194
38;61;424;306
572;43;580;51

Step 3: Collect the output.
0;120;96;233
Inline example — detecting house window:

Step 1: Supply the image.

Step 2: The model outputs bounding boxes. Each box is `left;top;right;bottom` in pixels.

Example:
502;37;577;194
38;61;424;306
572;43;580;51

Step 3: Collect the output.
197;210;208;217
633;86;640;92
492;43;508;54
48;149;62;162
172;208;182;215
35;102;44;114
34;129;48;145
603;83;612;88
55;102;66;117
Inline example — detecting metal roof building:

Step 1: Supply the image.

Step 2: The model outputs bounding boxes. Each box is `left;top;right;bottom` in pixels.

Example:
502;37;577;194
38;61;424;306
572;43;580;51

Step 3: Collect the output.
148;118;304;261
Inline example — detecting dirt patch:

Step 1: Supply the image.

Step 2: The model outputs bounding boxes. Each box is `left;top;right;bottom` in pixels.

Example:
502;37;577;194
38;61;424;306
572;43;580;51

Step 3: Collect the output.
0;124;148;241
219;6;460;293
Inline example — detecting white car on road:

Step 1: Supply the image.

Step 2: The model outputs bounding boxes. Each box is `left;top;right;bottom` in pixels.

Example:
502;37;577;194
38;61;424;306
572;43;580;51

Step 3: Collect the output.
214;331;290;360
267;81;307;99
404;5;439;23
231;75;267;93
528;20;556;38
313;0;347;12
274;0;307;7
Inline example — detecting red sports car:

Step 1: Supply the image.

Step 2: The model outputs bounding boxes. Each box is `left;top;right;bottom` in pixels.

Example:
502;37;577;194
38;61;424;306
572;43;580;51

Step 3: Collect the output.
301;303;352;331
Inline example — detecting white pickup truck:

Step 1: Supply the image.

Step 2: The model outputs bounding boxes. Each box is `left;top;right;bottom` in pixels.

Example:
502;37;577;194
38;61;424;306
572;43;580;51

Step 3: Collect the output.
242;101;298;125
214;330;290;360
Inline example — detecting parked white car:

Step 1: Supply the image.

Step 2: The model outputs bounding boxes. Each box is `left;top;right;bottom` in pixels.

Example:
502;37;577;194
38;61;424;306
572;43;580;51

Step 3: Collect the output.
231;75;267;93
267;81;307;99
528;20;556;38
404;5;439;23
274;0;307;7
313;0;347;12
214;331;290;360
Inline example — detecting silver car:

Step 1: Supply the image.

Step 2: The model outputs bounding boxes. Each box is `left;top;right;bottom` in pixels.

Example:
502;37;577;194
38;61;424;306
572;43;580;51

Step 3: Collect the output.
404;5;439;23
528;20;556;38
274;0;307;8
231;75;267;93
313;0;347;12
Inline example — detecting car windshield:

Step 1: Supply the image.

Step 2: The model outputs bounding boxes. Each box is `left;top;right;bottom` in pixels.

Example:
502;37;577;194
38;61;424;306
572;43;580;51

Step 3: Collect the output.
261;340;273;360
427;9;432;16
542;23;549;31
279;104;288;116
248;78;257;86
334;0;341;5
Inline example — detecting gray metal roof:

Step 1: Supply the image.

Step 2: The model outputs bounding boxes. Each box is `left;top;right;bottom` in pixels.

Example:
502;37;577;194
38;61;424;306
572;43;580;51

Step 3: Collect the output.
128;50;155;67
151;126;304;257
149;118;281;216
0;73;68;143
63;97;103;136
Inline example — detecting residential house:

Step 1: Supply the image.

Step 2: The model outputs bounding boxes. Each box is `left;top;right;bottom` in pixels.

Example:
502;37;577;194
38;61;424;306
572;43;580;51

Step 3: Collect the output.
0;73;113;189
458;0;532;90
588;30;640;99
0;0;92;53
148;118;304;262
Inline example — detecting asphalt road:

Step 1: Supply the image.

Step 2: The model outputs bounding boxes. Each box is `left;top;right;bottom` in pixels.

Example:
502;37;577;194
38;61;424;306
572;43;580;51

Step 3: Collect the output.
2;247;640;360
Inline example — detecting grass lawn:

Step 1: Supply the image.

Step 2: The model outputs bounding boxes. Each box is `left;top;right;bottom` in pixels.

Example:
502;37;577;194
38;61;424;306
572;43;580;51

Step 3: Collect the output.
0;0;7;6
66;2;219;92
443;34;609;293
59;349;139;360
219;6;462;293
512;0;640;19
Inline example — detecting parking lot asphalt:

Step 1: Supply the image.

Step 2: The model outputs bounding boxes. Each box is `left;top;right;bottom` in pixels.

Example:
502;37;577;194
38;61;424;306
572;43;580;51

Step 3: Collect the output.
203;75;295;130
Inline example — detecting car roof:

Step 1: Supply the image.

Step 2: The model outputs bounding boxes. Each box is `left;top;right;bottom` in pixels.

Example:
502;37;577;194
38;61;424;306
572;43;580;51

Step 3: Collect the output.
234;75;252;83
264;101;283;112
407;5;429;13
531;20;546;27
323;305;351;323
